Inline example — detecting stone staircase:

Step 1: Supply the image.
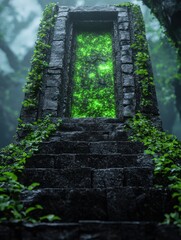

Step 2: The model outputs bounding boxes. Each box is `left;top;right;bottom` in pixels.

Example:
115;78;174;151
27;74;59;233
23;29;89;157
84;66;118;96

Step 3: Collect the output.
2;118;180;239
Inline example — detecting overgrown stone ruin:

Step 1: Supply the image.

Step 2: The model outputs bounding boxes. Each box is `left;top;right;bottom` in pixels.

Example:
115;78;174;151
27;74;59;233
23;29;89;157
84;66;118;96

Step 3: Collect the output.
1;3;180;240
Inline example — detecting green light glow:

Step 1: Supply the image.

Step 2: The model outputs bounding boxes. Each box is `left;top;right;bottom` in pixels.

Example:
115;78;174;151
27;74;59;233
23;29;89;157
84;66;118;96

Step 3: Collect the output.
72;32;116;118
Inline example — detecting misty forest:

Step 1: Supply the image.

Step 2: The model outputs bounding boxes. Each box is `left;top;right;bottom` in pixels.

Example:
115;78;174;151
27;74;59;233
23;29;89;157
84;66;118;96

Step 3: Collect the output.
0;0;180;148
1;0;181;237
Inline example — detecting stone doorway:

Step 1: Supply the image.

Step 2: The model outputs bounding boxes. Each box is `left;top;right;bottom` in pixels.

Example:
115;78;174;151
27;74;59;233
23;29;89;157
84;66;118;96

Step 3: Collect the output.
71;30;116;118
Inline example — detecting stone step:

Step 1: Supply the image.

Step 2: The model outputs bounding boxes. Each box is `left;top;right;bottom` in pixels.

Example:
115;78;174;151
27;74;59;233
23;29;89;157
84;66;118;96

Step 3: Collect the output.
50;129;128;142
1;221;180;240
25;153;153;169
22;167;153;188
60;118;123;132
38;141;144;154
22;187;174;222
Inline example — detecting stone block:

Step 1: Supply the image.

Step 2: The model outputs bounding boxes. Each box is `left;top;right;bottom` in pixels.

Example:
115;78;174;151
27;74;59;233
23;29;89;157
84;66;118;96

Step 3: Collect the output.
53;30;66;41
119;31;130;41
57;11;69;18
49;57;64;69
123;105;135;117
118;22;129;30
107;187;168;221
124;167;153;187
38;141;90;154
124;92;135;99
121;45;131;51
121;64;133;73
24;188;107;221
136;154;154;168
123;87;135;93
118;16;129;22
123;74;135;86
47;68;62;74
44;87;59;99
117;142;143;154
123;99;132;105
92;168;124;188
49;41;64;68
122;49;132;57
121;55;132;63
89;142;117;154
23;168;92;188
25;155;55;169
43;98;58;111
118;12;128;17
23;223;79;240
45;74;62;87
54;18;66;30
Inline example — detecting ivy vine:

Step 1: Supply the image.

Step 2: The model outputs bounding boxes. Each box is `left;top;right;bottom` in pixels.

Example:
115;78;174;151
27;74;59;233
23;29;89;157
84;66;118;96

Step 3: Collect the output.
0;115;61;223
22;3;57;109
127;113;181;228
72;32;115;118
117;3;181;229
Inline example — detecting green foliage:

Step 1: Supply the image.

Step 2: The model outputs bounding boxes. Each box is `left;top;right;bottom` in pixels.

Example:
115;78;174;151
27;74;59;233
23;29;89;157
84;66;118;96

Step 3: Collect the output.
0;115;61;223
72;32;116;118
116;2;134;7
131;4;154;108
22;3;57;109
128;113;181;227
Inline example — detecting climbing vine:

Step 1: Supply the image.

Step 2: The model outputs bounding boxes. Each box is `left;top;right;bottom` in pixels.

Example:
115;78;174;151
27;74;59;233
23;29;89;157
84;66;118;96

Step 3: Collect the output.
0;115;61;223
131;4;154;108
117;3;181;228
23;3;57;109
128;113;181;228
72;32;116;118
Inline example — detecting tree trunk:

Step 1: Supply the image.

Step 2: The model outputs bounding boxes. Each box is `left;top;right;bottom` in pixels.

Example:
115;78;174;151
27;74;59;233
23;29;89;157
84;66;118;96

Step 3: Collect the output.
142;0;181;117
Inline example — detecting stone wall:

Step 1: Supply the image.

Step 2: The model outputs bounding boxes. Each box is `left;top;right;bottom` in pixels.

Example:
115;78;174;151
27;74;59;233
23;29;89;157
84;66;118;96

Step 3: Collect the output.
20;4;159;123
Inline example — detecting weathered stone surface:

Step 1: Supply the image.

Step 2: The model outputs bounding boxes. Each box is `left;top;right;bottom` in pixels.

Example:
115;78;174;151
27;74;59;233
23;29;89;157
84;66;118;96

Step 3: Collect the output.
22;168;92;188
49;41;64;68
121;55;132;63
89;142;117;154
124;167;153;187
121;64;134;74
123;74;134;87
118;22;129;30
123;99;132;105
57;11;69;18
43;99;58;111
92;169;124;188
119;31;130;41
24;188;107;221
123;87;135;93
124;92;135;99
1;222;180;240
45;74;62;87
43;87;59;110
123;105;135;117
118;16;129;22
107;187;171;221
26;153;153;170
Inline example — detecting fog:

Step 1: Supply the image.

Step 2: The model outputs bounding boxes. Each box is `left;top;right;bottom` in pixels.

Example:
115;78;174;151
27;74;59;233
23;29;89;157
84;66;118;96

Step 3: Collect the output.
0;0;180;147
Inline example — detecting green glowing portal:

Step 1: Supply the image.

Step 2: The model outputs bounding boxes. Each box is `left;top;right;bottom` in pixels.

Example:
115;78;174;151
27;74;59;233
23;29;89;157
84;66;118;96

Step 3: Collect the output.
71;32;116;118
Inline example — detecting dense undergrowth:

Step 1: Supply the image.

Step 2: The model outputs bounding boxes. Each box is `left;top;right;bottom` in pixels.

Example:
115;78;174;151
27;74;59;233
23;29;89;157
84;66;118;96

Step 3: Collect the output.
128;113;181;228
0;3;60;223
0;115;61;223
72;32;116;118
120;3;181;228
22;3;57;109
